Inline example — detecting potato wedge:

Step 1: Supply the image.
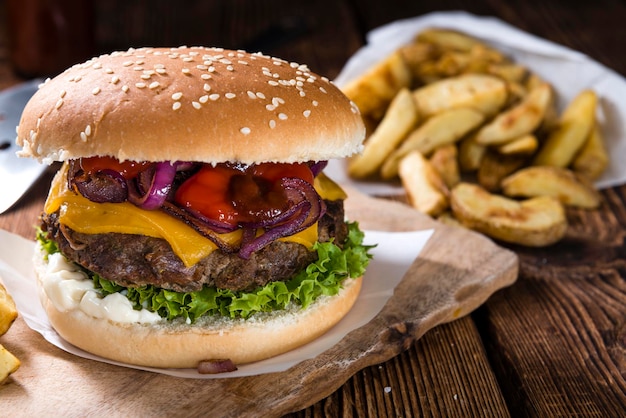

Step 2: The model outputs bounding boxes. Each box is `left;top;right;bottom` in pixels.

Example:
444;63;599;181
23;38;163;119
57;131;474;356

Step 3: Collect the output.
412;73;508;118
0;343;20;384
342;50;412;121
475;82;553;145
450;182;567;247
0;283;17;336
497;134;539;155
477;150;527;192
487;63;529;83
399;41;440;81
381;107;484;179
533;90;597;167
436;211;465;228
348;88;418;179
399;151;449;216
572;123;609;181
429;144;460;188
458;133;486;172
501;166;600;209
416;28;505;61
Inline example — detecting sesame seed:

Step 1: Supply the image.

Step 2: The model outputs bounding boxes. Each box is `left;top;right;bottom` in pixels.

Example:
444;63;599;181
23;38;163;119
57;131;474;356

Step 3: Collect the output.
105;68;114;74
196;64;208;70
141;74;151;80
208;66;216;72
156;68;167;74
172;102;181;110
268;80;279;86
225;93;236;99
201;74;211;80
238;60;248;65
199;95;209;103
209;94;220;101
135;82;146;89
203;83;211;92
122;85;129;93
85;125;92;136
303;110;311;118
256;92;266;99
172;92;183;100
149;81;160;89
183;57;194;62
269;120;276;129
247;91;256;99
80;132;87;142
273;61;282;66
74;75;82;82
182;68;191;75
133;66;143;71
92;87;101;95
111;76;120;84
220;59;232;65
312;100;319;106
55;99;63;109
60;90;66;98
319;87;327;94
266;104;276;111
299;91;306;97
278;113;288;120
226;65;234;71
123;61;133;67
192;101;201;109
240;127;251;135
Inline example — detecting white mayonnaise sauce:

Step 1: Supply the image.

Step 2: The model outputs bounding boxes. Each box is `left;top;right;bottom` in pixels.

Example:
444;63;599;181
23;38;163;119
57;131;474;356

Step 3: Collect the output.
42;252;162;324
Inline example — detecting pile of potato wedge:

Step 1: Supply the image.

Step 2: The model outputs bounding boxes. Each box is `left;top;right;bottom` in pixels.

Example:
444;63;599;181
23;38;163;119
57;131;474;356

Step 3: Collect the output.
0;282;20;383
342;28;608;247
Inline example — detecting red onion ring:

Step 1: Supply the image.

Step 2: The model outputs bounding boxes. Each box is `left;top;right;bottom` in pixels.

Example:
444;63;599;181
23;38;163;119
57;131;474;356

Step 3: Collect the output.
308;160;328;177
197;359;238;374
128;162;177;210
238;177;325;259
160;201;239;253
68;161;128;203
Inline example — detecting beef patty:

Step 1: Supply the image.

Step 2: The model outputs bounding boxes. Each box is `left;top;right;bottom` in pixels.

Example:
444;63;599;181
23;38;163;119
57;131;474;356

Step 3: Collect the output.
41;200;347;292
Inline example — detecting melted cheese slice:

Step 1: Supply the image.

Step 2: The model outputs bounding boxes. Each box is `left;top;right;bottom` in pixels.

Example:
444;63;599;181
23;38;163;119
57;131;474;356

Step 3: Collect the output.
45;163;347;267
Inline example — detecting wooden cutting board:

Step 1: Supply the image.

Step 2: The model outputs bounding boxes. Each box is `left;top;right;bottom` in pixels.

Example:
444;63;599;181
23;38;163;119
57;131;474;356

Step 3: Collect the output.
0;188;518;417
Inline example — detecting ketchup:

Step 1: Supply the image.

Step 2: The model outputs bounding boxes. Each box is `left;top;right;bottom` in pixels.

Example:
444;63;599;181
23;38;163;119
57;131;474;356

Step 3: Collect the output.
174;162;314;226
80;156;151;180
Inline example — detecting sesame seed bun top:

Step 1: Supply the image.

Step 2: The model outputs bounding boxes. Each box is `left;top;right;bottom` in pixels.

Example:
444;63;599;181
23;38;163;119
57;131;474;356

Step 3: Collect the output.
16;46;365;165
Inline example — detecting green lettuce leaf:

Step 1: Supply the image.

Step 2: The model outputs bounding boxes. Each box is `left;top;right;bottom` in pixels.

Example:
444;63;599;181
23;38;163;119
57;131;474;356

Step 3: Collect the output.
37;222;373;322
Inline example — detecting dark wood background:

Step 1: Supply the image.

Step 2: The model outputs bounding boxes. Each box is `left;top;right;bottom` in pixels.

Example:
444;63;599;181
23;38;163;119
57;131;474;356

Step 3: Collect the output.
1;1;626;416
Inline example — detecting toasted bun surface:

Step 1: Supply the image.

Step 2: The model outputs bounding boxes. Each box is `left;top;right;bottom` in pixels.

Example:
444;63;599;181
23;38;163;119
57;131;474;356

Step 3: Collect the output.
17;46;365;164
35;246;362;369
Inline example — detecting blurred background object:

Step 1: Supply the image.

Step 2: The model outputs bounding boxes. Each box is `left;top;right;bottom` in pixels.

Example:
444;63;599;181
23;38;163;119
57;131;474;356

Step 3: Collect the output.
6;0;95;78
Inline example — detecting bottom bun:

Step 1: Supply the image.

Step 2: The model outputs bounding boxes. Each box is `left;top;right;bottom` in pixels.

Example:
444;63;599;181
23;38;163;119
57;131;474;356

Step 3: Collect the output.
35;247;362;369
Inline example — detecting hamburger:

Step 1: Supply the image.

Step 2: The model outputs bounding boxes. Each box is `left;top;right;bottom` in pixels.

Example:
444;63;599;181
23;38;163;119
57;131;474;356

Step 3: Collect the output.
16;46;371;371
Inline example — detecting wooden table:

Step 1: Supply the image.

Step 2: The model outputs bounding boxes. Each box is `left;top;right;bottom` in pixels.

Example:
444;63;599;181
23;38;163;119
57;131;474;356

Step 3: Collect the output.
1;1;626;416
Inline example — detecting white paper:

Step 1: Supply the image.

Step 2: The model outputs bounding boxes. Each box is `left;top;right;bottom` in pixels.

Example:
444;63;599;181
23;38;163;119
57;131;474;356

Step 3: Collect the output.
333;11;626;195
0;228;433;379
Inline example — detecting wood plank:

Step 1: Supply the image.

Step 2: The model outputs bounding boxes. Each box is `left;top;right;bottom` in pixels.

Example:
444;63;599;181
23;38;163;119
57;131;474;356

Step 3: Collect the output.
476;186;626;416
